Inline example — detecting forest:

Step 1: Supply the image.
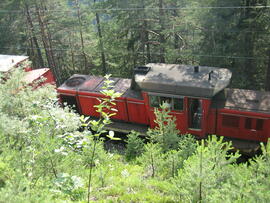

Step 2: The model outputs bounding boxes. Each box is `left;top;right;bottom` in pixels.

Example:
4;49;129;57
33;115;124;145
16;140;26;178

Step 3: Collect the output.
0;0;270;202
0;0;270;89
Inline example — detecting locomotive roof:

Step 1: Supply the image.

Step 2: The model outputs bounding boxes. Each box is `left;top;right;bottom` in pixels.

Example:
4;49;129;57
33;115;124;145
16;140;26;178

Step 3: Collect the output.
134;63;232;98
0;55;29;72
213;88;270;114
58;74;143;100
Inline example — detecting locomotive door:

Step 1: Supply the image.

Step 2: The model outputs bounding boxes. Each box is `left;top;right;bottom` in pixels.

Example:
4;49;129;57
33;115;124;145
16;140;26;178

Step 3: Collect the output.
186;98;206;137
188;98;202;129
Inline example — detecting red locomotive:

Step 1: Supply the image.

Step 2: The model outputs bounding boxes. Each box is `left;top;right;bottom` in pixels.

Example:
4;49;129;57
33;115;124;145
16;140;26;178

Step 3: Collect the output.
57;63;270;146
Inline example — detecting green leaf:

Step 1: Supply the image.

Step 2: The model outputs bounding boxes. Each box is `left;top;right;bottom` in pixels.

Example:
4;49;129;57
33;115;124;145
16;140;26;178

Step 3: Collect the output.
106;130;121;140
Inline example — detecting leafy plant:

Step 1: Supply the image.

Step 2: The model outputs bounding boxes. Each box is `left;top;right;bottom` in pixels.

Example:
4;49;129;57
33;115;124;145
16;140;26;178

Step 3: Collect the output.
80;74;122;203
147;103;180;152
173;135;240;202
138;143;163;178
160;150;184;179
125;131;145;161
52;173;84;201
2;63;270;202
178;133;197;161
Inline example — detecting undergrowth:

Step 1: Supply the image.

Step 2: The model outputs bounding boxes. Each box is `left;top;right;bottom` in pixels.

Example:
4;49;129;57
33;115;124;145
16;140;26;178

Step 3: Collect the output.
0;69;269;202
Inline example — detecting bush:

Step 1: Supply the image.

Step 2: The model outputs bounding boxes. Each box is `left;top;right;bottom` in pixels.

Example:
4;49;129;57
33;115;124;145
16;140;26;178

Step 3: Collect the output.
147;103;180;152
125;131;145;161
172;135;240;202
178;133;197;160
138;143;163;178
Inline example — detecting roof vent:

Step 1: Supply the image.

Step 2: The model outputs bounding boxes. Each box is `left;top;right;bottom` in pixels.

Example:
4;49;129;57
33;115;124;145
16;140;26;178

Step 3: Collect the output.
134;66;150;74
65;76;86;87
194;66;199;73
208;70;214;81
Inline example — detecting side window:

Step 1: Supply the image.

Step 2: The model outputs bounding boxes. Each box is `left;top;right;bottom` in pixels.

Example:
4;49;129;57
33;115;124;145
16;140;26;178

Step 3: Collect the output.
244;118;264;131
149;95;184;111
173;98;184;111
245;118;252;129
149;95;159;107
160;97;172;109
256;119;264;131
222;115;240;128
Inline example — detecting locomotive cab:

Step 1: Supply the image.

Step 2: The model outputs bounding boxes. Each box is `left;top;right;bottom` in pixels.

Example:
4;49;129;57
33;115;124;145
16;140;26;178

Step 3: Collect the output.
134;63;232;138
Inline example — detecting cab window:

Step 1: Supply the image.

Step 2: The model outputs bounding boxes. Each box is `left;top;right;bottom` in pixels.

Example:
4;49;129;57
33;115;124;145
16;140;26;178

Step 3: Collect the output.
149;95;184;111
173;98;184;111
160;97;172;108
149;95;159;107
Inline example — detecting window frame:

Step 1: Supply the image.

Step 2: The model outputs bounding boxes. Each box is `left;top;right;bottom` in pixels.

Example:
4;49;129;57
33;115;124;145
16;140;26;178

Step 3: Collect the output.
222;114;240;128
244;117;264;131
256;119;264;131
148;92;184;111
245;117;252;130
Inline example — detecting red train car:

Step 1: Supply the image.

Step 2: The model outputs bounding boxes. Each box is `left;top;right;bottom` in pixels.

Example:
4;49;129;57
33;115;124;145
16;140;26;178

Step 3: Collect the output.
57;63;270;146
0;55;30;73
0;54;55;87
23;68;55;87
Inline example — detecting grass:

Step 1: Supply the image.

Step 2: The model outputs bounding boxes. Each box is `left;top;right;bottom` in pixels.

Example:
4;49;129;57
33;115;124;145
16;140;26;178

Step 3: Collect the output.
88;156;177;202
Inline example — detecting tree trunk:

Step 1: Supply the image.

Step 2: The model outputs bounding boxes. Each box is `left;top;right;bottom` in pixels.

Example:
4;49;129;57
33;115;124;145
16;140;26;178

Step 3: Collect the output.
265;49;270;91
75;0;88;72
35;3;60;83
94;0;106;75
36;4;53;68
41;2;61;79
158;0;165;63
172;2;179;49
140;0;151;64
25;3;44;68
244;0;255;87
68;33;76;72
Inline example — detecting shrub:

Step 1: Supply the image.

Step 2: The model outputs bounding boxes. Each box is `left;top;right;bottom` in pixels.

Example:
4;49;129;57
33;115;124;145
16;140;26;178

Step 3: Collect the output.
52;173;84;201
172;135;240;202
138;143;163;178
147;103;180;152
125;131;145;161
178;133;197;161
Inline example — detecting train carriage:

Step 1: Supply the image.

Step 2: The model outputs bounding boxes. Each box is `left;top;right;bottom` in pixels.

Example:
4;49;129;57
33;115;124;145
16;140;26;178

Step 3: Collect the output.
212;88;270;142
0;55;30;73
0;54;55;87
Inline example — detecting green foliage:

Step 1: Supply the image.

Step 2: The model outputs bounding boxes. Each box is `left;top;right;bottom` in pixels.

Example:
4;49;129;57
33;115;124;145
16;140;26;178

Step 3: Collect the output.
178;134;197;160
172;135;240;202
138;143;163;178
52;173;84;201
196;140;270;202
1;0;269;88
125;131;145;161
0;68;83;202
0;158;13;189
159;149;184;179
1;65;270;202
147;103;180;151
79;74;122;202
